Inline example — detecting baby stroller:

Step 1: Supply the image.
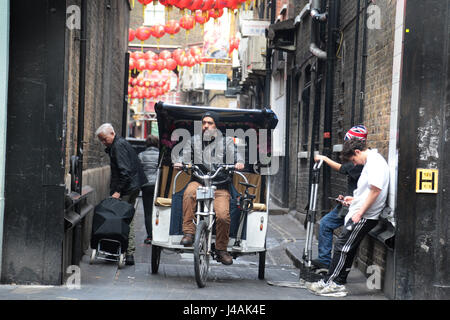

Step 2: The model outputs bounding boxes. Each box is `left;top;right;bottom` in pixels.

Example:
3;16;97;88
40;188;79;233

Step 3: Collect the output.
89;197;135;268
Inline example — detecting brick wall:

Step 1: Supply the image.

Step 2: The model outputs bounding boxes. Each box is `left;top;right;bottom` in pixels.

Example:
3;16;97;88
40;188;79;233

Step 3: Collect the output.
288;0;397;291
64;0;130;181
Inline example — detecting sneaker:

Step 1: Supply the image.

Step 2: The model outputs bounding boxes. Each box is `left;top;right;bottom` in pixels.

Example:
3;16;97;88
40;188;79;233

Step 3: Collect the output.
307;279;327;292
313;281;348;297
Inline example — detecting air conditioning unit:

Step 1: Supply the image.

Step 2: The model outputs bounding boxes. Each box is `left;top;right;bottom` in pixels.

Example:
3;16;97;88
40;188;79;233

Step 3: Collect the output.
248;36;266;71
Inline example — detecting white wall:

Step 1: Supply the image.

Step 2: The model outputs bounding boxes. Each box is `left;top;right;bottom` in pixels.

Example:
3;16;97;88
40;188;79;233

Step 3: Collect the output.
270;63;287;157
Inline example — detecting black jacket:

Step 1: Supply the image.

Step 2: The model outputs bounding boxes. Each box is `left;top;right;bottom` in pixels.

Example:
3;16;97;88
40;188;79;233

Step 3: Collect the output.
106;136;148;195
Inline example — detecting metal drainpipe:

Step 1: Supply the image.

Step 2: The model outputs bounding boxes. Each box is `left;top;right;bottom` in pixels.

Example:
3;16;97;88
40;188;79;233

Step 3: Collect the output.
322;0;341;210
71;0;88;265
359;0;369;123
264;0;276;108
0;0;10;277
75;0;87;195
350;0;361;126
309;0;327;60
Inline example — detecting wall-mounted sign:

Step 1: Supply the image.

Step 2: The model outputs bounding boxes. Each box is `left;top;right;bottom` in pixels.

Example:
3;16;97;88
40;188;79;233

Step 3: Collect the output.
416;168;438;193
241;20;270;37
204;73;228;91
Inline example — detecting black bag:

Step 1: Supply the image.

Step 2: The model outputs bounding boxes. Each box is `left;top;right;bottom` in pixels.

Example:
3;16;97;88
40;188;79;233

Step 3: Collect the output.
90;197;135;253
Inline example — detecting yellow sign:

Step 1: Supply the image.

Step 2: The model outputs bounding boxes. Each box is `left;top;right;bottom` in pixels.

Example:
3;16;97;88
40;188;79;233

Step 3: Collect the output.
416;169;438;193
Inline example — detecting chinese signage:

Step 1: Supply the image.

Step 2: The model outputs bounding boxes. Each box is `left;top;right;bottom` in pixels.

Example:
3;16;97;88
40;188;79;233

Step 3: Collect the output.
241;20;270;37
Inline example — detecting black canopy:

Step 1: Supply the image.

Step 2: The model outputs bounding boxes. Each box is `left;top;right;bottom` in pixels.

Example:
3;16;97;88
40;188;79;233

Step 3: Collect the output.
155;101;278;166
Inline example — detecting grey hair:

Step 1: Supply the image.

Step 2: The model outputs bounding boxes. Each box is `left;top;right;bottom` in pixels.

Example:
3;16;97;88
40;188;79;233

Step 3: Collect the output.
95;123;115;136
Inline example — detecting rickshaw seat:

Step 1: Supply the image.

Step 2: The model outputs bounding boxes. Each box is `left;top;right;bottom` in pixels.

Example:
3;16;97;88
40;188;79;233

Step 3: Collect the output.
155;197;172;207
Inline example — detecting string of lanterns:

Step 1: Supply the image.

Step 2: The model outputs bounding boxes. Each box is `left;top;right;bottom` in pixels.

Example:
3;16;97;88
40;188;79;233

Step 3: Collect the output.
128;70;173;101
128;46;210;74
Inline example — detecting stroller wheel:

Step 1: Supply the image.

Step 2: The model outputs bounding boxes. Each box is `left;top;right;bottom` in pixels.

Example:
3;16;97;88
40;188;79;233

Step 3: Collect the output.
89;249;97;264
118;253;126;269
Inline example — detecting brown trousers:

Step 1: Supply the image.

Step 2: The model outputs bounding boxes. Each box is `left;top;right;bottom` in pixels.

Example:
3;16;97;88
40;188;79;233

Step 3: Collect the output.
182;181;231;251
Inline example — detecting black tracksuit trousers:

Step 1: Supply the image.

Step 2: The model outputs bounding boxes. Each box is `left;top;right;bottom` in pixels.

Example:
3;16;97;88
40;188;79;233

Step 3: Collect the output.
324;218;378;285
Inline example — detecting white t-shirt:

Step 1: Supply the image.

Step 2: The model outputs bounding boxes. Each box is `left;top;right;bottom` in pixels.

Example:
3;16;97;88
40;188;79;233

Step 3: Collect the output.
345;149;390;224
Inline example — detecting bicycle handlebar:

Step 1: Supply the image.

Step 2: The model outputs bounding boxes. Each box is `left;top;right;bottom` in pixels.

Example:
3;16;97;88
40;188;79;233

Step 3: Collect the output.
179;163;236;181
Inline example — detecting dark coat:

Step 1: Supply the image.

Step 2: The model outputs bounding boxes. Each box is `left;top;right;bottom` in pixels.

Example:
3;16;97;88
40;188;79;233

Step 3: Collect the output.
106;136;148;196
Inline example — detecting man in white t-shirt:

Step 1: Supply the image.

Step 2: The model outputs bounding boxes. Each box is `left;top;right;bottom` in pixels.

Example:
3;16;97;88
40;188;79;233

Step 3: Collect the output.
308;139;389;297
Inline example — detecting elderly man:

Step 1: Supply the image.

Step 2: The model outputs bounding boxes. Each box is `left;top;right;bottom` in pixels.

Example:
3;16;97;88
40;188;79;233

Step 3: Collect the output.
96;123;147;266
173;111;244;265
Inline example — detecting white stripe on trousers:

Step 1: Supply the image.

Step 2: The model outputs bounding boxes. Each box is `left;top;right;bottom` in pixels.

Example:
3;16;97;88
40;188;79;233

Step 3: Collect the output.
327;218;367;284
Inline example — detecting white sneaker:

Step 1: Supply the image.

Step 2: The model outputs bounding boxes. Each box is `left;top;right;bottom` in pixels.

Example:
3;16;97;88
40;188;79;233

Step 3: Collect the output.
307;279;327;292
313;281;348;297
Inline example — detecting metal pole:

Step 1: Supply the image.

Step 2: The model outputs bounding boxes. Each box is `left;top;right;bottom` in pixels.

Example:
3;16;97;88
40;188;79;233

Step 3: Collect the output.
0;0;10;278
75;0;88;195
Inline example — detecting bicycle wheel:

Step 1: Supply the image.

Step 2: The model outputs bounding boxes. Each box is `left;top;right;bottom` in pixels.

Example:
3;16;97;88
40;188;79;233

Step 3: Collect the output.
194;220;209;288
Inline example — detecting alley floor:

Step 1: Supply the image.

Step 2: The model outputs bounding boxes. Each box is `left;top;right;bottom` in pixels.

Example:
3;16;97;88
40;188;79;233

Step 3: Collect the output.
0;196;386;302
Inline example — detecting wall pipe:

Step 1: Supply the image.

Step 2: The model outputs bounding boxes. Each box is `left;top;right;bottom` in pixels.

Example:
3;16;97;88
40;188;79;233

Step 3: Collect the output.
75;0;88;195
322;0;341;210
359;0;370;123
309;0;327;59
0;0;10;277
350;0;361;126
263;0;277;108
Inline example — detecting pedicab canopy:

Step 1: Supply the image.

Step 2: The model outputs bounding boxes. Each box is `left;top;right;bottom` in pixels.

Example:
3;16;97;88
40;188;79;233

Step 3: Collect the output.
155;101;278;168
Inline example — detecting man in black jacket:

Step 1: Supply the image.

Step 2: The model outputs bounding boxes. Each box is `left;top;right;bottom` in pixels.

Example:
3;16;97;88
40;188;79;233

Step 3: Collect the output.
96;123;148;266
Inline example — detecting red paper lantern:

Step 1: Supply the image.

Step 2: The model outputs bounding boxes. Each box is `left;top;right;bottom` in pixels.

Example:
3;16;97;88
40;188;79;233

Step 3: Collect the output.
175;0;194;11
155;59;166;71
144;50;158;60
137;59;147;71
131;51;145;60
188;0;204;11
194;10;210;25
209;8;224;19
150;24;166;39
164;20;181;38
214;0;228;10
138;0;153;5
180;15;195;35
129;28;136;42
178;55;188;67
186;55;196;67
201;0;215;10
135;26;152;41
172;48;184;62
159;50;172;60
227;0;240;10
229;36;240;54
146;59;157;71
165;58;177;70
129;57;137;70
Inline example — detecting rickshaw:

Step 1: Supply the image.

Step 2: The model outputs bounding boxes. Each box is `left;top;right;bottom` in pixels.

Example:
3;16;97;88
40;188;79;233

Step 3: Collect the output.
150;101;278;288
